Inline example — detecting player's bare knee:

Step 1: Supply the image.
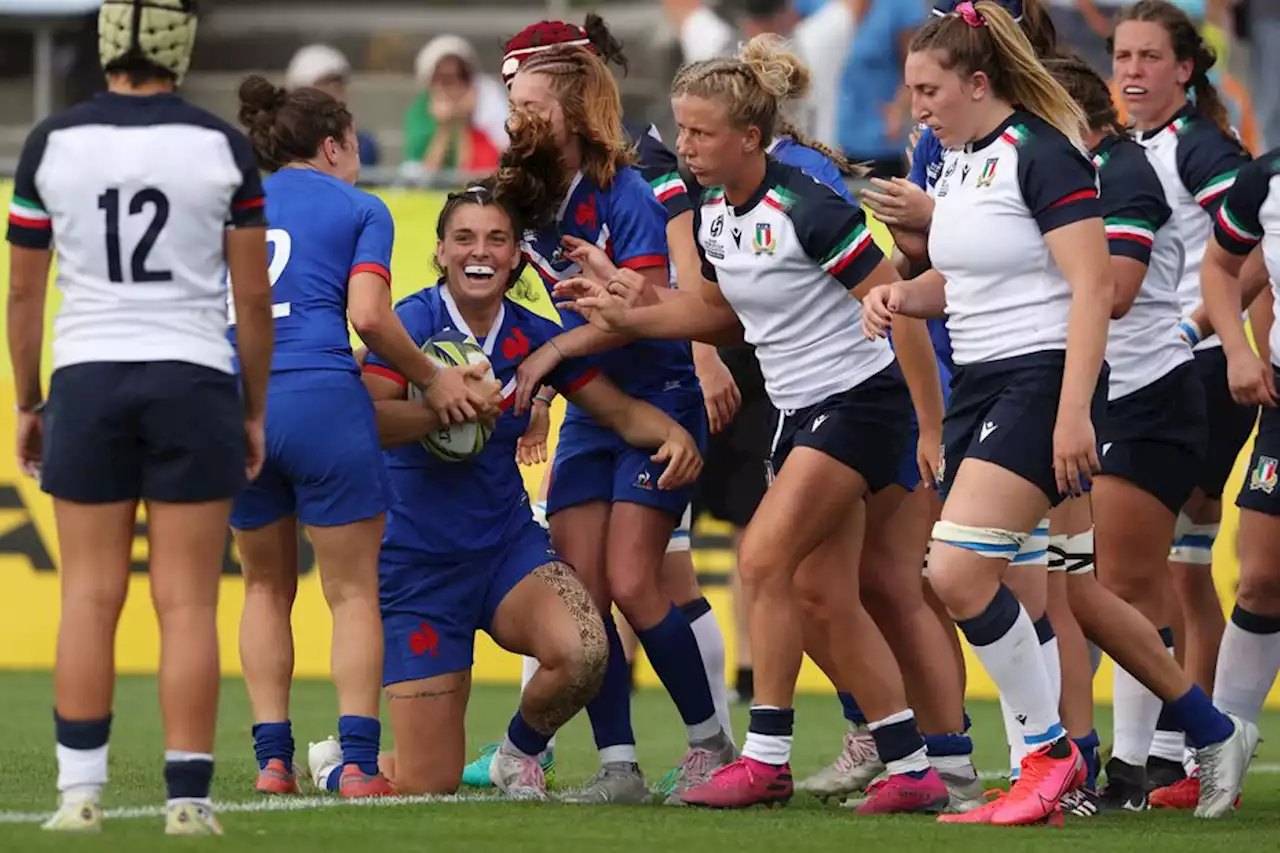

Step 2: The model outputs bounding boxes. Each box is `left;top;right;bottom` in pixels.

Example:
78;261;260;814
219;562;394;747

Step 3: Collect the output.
533;561;607;699
1237;571;1280;616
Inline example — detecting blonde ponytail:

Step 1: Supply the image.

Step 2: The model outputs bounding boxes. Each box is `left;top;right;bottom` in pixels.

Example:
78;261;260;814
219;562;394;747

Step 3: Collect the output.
912;1;1087;151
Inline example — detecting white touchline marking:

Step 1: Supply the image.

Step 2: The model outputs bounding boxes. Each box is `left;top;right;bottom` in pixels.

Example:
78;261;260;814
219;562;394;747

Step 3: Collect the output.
5;763;1280;823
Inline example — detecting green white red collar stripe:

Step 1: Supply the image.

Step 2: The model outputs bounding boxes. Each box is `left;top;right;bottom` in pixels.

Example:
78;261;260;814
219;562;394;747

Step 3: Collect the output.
1000;124;1029;147
763;186;798;213
821;224;872;276
1104;217;1155;247
8;196;49;229
1216;205;1261;245
1195;171;1237;206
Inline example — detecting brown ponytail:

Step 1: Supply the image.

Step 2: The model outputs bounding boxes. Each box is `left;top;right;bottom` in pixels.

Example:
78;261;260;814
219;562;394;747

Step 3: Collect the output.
1044;53;1121;136
237;74;353;172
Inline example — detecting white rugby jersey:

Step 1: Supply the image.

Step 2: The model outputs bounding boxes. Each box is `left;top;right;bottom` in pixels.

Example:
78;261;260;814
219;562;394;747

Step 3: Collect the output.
694;158;894;411
6;92;266;374
1092;134;1190;399
1137;105;1251;351
1213;149;1280;368
929;112;1101;366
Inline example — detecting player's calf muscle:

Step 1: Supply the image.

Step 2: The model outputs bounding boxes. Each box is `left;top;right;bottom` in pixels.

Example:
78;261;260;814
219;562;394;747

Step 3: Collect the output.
525;561;608;731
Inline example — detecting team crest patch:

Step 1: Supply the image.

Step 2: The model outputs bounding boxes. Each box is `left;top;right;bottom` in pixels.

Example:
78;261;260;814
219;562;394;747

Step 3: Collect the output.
1250;456;1279;494
753;222;776;255
977;157;999;188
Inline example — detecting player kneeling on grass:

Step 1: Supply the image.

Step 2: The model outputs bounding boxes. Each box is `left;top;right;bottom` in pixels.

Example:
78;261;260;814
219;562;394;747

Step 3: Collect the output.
310;179;704;799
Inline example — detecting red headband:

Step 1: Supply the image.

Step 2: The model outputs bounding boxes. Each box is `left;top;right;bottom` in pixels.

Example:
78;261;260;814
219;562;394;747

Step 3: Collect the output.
502;21;595;85
955;1;986;27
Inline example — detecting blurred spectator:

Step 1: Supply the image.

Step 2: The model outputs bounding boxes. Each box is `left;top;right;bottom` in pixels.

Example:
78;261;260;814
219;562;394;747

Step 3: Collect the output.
837;0;923;179
285;45;382;167
739;0;854;147
402;35;509;177
664;0;737;61
1047;1;1128;73
1243;0;1280;148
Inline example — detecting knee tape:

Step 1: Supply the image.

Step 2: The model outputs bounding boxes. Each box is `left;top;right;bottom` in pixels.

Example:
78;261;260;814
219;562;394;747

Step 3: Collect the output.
931;520;1028;560
1047;533;1067;573
1062;529;1095;574
1169;513;1217;566
665;506;692;554
1011;517;1050;568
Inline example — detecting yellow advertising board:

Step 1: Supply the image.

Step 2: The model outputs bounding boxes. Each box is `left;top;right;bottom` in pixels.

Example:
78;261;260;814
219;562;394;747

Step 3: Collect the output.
0;181;1268;704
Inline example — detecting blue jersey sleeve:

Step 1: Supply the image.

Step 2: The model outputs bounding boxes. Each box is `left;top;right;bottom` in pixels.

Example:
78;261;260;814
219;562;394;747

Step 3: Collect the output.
1214;151;1279;256
363;293;432;387
1013;121;1101;234
351;195;395;285
1099;141;1172;266
526;312;601;394
605;170;670;272
908;128;945;191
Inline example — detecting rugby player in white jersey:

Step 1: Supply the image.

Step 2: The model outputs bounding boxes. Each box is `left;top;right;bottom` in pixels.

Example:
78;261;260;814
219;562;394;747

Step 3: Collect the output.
862;1;1254;824
6;0;274;835
557;34;953;814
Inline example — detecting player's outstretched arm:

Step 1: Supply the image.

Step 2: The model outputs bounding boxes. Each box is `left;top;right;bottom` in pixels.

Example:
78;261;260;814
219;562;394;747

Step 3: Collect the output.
566;374;703;490
362;371;444;448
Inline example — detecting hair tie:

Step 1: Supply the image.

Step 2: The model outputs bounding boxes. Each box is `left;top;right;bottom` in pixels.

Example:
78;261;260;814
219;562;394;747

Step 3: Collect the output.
955;1;986;27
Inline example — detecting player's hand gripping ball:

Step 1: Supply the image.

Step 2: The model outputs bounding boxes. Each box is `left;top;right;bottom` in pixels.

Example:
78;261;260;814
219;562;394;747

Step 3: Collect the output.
409;332;499;461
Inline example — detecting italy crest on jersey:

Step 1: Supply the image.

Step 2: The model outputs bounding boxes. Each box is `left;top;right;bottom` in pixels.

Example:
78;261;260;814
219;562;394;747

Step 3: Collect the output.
753;221;776;255
1250;456;1278;494
977;157;999;188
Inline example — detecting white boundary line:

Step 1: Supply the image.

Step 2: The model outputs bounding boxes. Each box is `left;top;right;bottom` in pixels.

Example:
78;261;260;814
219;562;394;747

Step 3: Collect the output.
3;764;1280;825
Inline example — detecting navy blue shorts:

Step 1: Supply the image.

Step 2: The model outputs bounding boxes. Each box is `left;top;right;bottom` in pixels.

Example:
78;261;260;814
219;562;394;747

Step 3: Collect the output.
893;354;955;491
1194;347;1259;499
1098;362;1207;515
769;363;912;493
1237;367;1280;517
380;518;558;684
547;394;708;521
41;361;244;504
230;370;391;530
940;351;1108;505
693;346;772;527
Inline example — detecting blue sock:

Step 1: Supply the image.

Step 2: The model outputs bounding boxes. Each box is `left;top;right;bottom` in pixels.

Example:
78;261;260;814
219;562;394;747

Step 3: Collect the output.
325;766;342;792
507;711;551;757
586;614;637;751
337;715;381;777
251;721;294;771
164;755;214;800
635;605;717;732
1166;685;1234;749
54;711;112;750
838;692;867;726
924;732;973;758
1073;729;1101;789
868;713;929;777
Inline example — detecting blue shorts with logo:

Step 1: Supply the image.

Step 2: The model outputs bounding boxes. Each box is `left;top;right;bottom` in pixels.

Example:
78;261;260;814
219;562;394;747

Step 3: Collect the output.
231;370;392;530
381;517;558;685
546;392;708;521
893;354;955;491
1237;366;1280;517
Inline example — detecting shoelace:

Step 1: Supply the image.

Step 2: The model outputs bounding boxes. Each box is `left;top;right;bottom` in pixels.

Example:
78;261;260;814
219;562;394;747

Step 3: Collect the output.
515;756;545;791
678;749;715;789
834;731;877;773
1199;747;1222;802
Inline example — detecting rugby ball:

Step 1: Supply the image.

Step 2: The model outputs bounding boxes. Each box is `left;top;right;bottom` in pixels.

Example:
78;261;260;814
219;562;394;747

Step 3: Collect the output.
407;332;497;462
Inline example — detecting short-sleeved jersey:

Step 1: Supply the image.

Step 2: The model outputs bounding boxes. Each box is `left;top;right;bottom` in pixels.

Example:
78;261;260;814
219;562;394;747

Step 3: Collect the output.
522;166;696;401
626;122;692;222
695;157;893;411
227;168;393;375
1137;104;1251;349
929;112;1101;366
364;285;598;558
1092;134;1189;399
1213;149;1280;368
908;126;947;193
6;92;265;374
767;137;853;201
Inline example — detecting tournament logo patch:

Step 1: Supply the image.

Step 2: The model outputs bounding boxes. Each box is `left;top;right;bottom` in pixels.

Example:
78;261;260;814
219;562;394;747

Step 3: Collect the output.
1250;456;1279;494
753;222;776;255
710;214;724;237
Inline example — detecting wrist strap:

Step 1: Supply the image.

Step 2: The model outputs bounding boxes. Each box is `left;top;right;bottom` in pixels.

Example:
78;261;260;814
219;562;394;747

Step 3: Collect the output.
1179;319;1203;347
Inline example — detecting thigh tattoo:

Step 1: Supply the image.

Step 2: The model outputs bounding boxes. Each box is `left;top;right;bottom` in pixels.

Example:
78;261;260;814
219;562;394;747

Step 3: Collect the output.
526;561;608;732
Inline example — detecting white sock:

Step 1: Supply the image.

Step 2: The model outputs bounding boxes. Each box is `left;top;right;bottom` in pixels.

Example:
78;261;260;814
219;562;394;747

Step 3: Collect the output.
1041;635;1062;711
967;601;1063;749
55;743;108;797
689;608;734;743
742;731;792;765
1000;693;1030;774
598;744;638;765
1149;728;1186;764
1214;618;1280;723
1112;666;1162;766
521;656;556;751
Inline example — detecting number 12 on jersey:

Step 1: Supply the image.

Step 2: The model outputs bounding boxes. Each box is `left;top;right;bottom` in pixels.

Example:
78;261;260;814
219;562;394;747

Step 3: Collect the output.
227;228;292;326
